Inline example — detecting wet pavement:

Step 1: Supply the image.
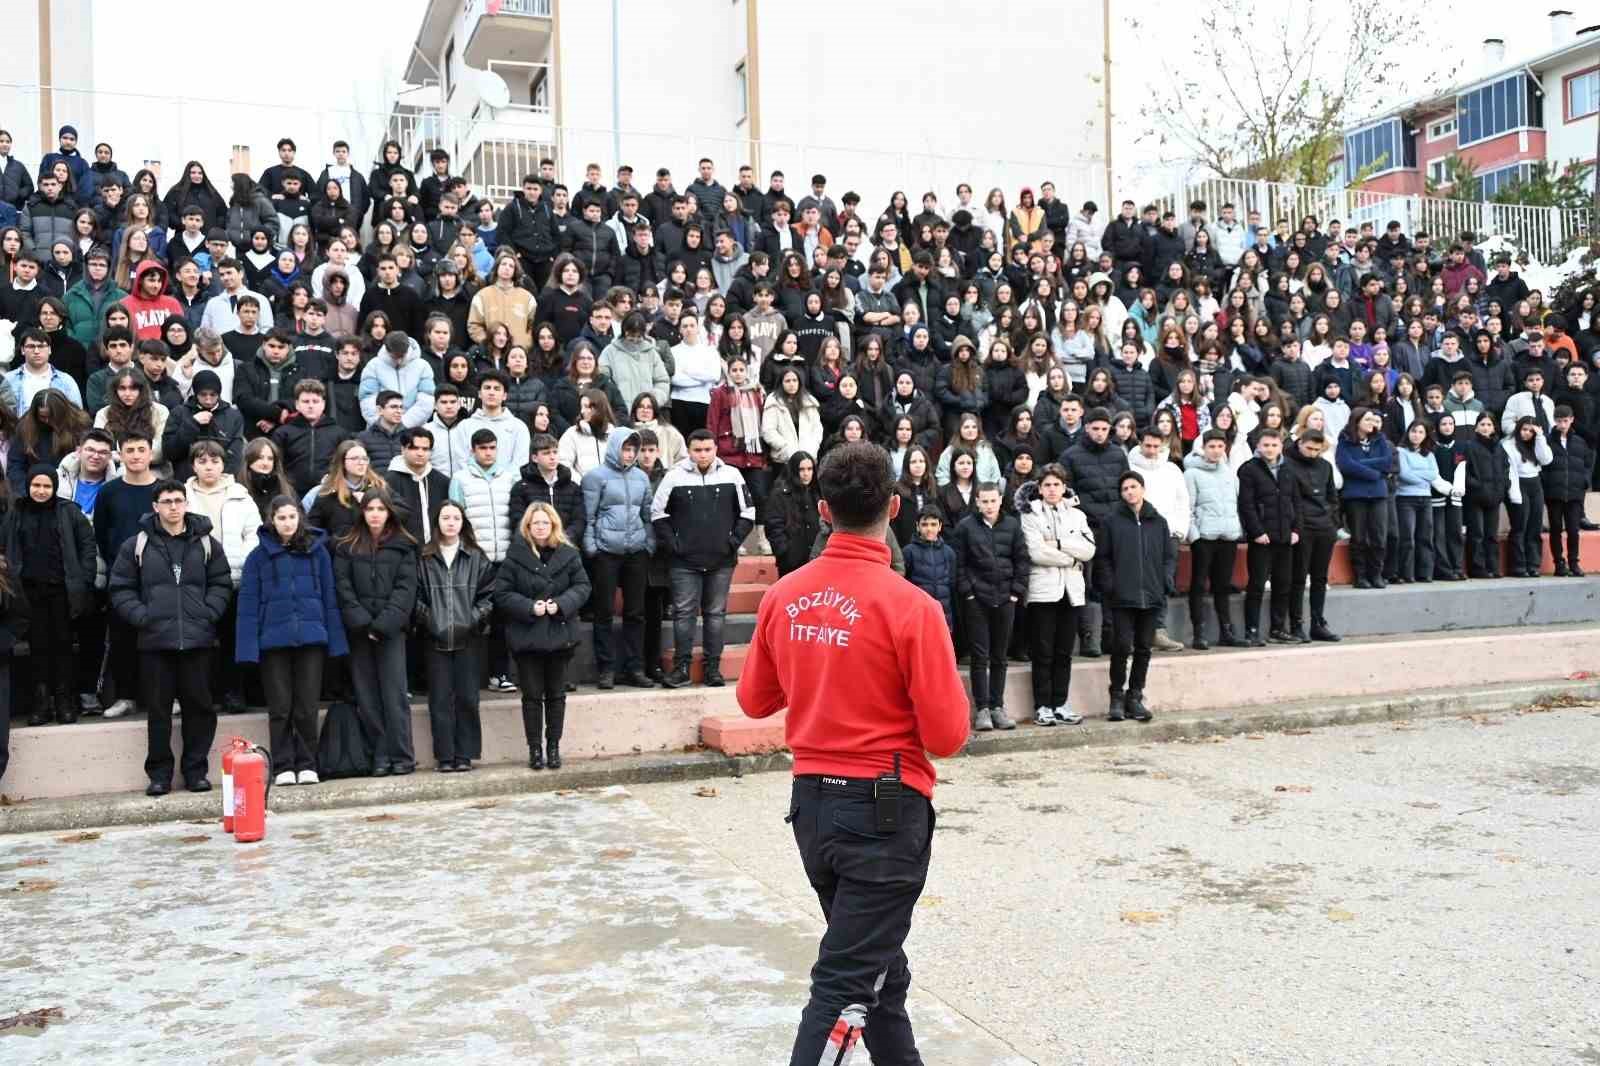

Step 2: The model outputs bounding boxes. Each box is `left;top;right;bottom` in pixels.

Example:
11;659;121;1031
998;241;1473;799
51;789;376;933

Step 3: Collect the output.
5;705;1600;1064
0;785;1023;1065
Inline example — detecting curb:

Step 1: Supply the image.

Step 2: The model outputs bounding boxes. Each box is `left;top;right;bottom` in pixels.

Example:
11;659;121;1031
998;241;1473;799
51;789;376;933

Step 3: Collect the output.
2;678;1594;836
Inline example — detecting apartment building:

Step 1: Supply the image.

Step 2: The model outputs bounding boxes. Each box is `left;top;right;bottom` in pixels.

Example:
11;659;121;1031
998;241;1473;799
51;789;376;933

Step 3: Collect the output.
393;0;1112;210
1341;10;1599;198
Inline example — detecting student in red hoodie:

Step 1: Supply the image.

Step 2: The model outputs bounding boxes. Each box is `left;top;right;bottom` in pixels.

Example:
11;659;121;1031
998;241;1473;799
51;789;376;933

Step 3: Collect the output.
738;440;968;1066
123;260;182;340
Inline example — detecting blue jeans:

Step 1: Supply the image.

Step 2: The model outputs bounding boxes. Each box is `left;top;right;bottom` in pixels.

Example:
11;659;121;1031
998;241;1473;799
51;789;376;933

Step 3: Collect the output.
669;564;735;667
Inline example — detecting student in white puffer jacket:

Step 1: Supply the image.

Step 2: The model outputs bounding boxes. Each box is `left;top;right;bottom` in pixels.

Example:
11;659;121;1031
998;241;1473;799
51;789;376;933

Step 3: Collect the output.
1017;468;1095;727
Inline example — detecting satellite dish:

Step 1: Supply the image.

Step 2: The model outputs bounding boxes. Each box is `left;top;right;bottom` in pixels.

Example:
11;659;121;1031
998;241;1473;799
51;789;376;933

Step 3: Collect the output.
477;69;512;110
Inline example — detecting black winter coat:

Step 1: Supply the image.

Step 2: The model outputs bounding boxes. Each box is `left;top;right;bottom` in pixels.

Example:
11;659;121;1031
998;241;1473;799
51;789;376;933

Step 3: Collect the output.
1236;457;1300;543
982;363;1028;439
272;415;352;497
164;398;246;481
1465;353;1517;417
333;536;418;638
493;537;591;653
951;512;1029;607
764;472;821;576
1062;438;1129;526
880;392;941;452
384;466;452;544
1107;362;1156;428
563;217;620;280
414;545;495;652
1461;434;1513;505
1541;430;1592;502
1094;500;1176;609
1269;358;1315;409
108;513;233;651
0;498;97;617
508;462;586;547
1284;449;1337;535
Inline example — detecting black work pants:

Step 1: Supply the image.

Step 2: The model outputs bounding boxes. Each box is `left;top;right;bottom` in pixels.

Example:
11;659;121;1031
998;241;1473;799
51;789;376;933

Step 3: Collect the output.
787;775;933;1066
107;616;141;707
1109;606;1160;694
21;581;73;699
643;584;669;675
590;550;647;676
960;598;1014;709
0;661;10;783
1433;502;1463;578
1245;541;1293;632
1508;477;1546;574
141;649;216;786
1547;496;1584;570
75;599;107;699
349;632;412;771
1344;497;1389;581
515;651;569;754
1026;599;1078;709
1187;539;1235;633
1464;500;1503;575
427;642;483;764
259;645;325;774
1291;531;1335;622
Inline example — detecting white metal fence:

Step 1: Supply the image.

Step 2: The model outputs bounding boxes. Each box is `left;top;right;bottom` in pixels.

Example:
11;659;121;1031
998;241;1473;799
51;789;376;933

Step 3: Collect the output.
2;82;1108;228
1155;175;1592;265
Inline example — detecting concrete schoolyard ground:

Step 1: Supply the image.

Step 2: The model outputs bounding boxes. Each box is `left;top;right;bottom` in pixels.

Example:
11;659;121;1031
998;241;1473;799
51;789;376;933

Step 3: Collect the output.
4;704;1599;1064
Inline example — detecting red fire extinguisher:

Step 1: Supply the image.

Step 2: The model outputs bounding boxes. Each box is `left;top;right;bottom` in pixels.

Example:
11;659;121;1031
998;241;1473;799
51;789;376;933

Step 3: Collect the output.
232;744;270;843
220;737;250;832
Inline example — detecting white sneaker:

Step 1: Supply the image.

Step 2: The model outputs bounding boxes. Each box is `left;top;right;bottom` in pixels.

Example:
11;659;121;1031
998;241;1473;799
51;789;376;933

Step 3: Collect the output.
297;769;320;785
498;675;519;692
103;698;136;719
1054;704;1084;725
1033;706;1057;726
274;770;297;786
172;700;182;718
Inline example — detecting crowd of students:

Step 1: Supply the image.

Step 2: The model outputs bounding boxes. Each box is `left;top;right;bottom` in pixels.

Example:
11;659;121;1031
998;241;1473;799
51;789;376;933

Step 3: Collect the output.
1;123;1598;788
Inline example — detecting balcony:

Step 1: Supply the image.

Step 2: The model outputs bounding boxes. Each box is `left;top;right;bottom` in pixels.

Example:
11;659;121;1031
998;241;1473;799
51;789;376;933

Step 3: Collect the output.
463;0;553;69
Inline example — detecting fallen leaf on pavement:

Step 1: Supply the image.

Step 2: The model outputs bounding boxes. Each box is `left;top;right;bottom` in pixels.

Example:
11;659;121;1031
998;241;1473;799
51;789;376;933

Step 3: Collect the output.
57;831;100;844
1283;729;1313;736
1566;670;1592;680
12;858;49;869
597;847;635;860
1407;801;1441;810
0;794;17;807
1327;907;1356;922
919;896;944;908
1245;734;1265;740
364;813;398;823
693;786;720;798
554;789;579;796
468;801;499;810
1494;853;1521;863
12;879;59;893
0;1007;64;1031
1273;784;1313;793
291;832;321;840
1120;910;1165;924
175;835;209;845
1149;771;1171;780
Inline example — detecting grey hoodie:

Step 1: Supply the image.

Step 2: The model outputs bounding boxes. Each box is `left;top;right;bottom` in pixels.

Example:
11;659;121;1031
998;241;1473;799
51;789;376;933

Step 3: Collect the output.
599;334;672;412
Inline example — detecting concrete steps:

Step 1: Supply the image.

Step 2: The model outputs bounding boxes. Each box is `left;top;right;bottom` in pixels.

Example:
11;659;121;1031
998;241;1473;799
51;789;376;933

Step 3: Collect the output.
699;621;1600;756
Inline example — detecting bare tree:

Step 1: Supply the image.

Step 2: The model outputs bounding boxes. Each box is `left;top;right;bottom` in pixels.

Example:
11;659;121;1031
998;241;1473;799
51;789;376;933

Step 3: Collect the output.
1133;0;1456;184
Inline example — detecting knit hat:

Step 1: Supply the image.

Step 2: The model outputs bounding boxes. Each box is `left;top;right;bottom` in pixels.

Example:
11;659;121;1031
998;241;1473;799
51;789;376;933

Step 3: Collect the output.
192;369;223;396
58;124;78;139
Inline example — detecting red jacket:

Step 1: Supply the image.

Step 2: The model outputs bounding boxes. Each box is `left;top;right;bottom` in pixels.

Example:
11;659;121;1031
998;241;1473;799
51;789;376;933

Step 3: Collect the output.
124;261;182;340
706;381;767;469
737;530;968;798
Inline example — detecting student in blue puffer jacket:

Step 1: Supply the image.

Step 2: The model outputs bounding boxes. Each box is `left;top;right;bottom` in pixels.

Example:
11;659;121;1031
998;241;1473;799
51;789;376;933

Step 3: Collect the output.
902;506;956;632
1336;406;1396;589
236;496;348;785
579;425;656;687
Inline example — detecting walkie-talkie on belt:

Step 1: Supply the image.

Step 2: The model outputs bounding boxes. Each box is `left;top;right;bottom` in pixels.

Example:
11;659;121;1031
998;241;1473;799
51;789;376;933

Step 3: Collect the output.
874;752;903;833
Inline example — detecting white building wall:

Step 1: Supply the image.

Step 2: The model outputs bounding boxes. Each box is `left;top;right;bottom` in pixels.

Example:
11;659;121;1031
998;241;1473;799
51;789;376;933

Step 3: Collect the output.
1543;52;1599;173
1;0;96;168
753;0;1107;215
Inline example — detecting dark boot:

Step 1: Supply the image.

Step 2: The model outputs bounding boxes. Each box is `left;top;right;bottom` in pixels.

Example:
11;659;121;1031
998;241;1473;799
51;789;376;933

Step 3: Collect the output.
1310;617;1342;642
1077;603;1102;657
54;687;78;725
1287;618;1311;643
528;749;545;770
27;683;53;726
1123;691;1153;722
1106;688;1125;722
660;660;691;689
546;700;565;769
1188;615;1210;651
545;742;562;770
1218;624;1245;648
1245;627;1266;647
702;660;726;687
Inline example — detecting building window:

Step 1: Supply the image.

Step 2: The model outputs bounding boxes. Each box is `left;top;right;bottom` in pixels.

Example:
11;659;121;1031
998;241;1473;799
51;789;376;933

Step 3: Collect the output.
1456;73;1542;146
530;69;548;110
1568;68;1599;122
1343;118;1413;182
1427;158;1448;185
735;60;748;124
1427;117;1456;141
1478;162;1535;199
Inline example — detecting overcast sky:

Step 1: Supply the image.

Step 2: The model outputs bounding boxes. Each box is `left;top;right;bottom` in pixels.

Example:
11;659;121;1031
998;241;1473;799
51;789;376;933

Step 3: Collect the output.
80;0;1600;197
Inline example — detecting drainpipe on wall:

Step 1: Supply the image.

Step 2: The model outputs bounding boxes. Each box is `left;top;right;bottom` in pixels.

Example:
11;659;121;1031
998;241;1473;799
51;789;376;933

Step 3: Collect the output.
611;0;621;166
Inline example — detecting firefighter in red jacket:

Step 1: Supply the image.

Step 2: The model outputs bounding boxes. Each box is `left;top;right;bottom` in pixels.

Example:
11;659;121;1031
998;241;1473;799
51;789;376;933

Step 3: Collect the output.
738;440;969;1066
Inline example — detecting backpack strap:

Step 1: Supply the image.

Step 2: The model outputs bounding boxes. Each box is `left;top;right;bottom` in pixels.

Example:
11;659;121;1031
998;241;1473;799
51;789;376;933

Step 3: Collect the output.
134;529;211;566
